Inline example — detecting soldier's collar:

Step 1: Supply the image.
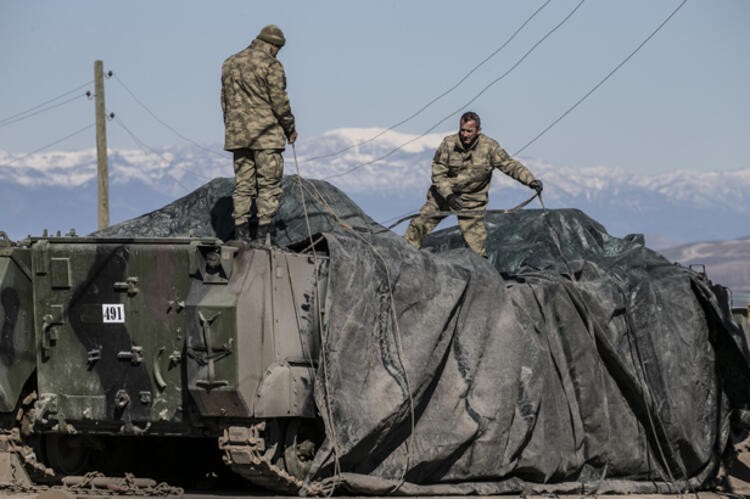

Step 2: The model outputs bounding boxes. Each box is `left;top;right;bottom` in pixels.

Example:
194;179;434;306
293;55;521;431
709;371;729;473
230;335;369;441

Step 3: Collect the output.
250;38;278;57
455;134;481;152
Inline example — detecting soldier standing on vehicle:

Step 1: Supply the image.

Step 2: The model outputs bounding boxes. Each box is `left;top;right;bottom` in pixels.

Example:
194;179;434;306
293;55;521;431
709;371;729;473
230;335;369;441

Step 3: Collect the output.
404;111;543;257
221;24;297;245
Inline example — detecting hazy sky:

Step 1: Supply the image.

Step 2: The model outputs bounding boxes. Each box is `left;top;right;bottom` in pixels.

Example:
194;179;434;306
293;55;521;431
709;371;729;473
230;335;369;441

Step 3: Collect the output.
1;0;748;175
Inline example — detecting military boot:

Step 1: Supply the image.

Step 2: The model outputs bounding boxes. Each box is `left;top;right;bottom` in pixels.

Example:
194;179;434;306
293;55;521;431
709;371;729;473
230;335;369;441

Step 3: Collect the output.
254;223;273;248
227;222;251;247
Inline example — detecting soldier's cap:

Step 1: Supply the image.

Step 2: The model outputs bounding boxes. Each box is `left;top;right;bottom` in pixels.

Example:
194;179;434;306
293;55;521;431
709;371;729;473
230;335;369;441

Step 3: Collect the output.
257;24;286;48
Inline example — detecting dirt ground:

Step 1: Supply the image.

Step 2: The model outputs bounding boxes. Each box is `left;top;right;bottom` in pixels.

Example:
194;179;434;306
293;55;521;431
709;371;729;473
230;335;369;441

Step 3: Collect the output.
716;433;750;497
0;492;743;499
3;438;750;499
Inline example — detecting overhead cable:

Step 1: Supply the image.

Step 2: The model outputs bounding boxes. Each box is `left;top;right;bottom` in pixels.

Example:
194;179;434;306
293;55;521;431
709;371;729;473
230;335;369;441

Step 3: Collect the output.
0;80;93;126
323;0;586;181
112;73;227;158
374;0;688;233
513;0;688;156
302;0;553;163
113;115;212;191
0;93;90;129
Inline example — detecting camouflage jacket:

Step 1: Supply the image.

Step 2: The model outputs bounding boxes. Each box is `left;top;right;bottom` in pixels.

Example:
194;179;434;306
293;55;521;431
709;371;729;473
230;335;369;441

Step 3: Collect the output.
431;133;536;209
221;39;295;150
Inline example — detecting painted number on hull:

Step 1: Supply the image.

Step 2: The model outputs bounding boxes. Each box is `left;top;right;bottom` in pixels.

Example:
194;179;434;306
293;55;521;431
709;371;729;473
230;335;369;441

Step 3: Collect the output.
102;304;125;323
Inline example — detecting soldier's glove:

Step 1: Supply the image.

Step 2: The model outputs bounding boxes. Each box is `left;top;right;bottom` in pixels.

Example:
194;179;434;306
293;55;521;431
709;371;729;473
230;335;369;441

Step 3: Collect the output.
446;194;463;211
529;179;543;193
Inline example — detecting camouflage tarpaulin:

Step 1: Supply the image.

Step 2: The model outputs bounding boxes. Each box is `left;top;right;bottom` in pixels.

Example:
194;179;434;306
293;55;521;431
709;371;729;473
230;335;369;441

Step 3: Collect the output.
93;176;750;495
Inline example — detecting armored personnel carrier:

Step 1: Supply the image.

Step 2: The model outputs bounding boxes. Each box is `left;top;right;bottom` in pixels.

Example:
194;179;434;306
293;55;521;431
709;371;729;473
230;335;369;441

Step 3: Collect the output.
0;231;329;493
3;200;749;496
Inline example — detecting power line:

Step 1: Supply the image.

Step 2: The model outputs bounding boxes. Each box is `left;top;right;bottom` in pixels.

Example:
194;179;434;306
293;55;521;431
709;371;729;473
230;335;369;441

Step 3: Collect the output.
113;115;212;185
302;0;553;163
111;73;227;158
374;0;688;230
0;123;95;169
0;80;93;126
113;115;162;157
0;93;90;129
112;115;212;191
513;0;688;156
323;0;586;181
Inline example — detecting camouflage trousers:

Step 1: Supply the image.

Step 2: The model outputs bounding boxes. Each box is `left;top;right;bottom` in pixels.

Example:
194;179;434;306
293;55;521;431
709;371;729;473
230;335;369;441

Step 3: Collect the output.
404;187;487;257
232;148;284;227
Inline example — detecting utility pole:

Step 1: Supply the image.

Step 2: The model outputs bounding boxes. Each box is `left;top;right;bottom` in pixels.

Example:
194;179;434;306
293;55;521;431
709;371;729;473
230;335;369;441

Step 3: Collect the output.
94;60;109;230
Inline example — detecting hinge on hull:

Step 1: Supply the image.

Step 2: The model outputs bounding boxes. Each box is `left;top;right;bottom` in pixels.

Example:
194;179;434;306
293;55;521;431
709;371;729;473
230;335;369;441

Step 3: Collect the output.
195;311;230;390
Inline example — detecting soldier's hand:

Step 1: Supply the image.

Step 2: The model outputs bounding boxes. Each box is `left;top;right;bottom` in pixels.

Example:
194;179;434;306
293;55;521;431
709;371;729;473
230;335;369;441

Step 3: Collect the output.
288;130;298;145
447;194;463;211
529;179;543;193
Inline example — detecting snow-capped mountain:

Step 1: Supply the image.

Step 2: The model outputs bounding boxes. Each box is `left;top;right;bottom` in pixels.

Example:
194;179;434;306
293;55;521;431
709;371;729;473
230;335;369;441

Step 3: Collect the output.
1;127;749;250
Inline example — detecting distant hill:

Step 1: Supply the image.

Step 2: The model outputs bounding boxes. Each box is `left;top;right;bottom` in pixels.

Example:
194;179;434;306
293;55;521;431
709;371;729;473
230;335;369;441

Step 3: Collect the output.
660;236;750;306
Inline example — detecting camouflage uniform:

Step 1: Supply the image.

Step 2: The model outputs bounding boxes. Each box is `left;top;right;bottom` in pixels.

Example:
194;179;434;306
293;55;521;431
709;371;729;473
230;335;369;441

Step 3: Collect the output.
404;133;537;256
221;34;295;228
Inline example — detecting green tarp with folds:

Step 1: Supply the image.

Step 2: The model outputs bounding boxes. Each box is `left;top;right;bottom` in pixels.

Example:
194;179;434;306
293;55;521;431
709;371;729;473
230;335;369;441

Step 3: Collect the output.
94;176;750;495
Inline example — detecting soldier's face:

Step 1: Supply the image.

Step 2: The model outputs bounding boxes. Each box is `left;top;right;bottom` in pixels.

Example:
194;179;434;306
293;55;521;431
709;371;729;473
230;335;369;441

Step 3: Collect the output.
459;120;480;147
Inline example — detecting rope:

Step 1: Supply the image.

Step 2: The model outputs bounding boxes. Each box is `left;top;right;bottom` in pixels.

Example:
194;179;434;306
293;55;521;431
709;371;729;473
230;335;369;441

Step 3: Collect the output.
291;144;342;494
619;280;693;495
379;191;539;233
531;194;690;494
532;199;693;494
290;163;417;492
286;172;694;495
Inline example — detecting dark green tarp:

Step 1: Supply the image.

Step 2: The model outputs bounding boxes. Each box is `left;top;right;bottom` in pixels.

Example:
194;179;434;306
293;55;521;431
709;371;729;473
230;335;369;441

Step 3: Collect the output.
94;176;750;495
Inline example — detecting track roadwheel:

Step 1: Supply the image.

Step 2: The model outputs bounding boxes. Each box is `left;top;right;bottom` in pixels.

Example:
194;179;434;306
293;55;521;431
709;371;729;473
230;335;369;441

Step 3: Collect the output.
283;418;325;479
43;434;94;475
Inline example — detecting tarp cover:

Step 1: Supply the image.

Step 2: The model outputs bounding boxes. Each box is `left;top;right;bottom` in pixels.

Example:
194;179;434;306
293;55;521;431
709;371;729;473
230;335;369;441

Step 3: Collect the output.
94;176;750;495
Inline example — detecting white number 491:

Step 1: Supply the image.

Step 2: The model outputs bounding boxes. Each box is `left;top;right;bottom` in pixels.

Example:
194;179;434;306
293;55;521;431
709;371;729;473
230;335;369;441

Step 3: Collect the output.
102;304;125;323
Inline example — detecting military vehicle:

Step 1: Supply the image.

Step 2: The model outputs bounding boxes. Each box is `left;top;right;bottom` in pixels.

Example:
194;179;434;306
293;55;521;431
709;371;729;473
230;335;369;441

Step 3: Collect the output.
0;230;329;494
3;221;749;497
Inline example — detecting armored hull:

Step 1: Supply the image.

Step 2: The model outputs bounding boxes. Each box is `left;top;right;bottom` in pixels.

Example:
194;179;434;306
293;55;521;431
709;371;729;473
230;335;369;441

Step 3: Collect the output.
0;232;328;493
